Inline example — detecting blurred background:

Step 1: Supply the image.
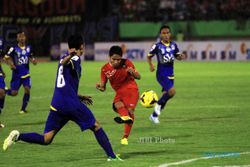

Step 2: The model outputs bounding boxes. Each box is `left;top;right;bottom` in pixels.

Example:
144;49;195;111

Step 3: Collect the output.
0;0;249;61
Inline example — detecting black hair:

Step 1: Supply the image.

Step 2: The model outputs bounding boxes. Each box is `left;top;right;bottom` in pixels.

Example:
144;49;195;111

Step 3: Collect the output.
109;45;122;57
16;30;24;36
160;25;171;33
67;34;84;50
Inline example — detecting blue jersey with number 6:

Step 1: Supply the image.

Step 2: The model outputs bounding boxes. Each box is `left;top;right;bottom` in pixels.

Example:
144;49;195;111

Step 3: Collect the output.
51;54;82;111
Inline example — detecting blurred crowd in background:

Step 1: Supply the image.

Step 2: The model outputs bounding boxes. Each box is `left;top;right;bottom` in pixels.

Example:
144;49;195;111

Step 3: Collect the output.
110;0;249;21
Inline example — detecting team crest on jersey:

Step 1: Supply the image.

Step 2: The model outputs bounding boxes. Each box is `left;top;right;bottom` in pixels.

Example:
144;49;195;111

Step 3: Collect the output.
105;70;116;78
26;47;30;53
22;50;26;55
171;45;175;50
166;47;171;52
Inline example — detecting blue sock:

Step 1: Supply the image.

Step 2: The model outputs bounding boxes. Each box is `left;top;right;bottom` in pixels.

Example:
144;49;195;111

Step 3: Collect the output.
94;128;116;158
157;93;170;106
21;93;30;111
18;133;46;145
5;89;11;95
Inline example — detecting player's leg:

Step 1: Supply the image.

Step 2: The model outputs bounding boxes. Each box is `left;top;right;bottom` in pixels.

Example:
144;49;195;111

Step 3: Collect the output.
3;110;67;151
0;76;6;114
150;77;175;123
5;76;20;96
20;77;31;113
73;103;121;160
120;89;139;145
113;101;133;124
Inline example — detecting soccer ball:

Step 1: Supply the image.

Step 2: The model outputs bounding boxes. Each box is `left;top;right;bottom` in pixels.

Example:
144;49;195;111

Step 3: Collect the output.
140;90;158;108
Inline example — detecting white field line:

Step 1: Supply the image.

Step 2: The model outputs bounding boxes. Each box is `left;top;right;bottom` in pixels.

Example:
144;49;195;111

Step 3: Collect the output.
158;152;250;167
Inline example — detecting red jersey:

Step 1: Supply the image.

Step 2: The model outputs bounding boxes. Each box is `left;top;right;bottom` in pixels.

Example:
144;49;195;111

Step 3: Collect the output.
101;59;138;92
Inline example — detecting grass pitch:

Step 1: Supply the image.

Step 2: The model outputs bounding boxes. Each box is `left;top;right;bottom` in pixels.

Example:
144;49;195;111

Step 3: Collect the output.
0;61;250;167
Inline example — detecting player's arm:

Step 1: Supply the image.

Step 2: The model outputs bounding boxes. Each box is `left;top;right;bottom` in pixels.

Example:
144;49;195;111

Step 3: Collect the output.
147;55;155;72
4;47;16;70
127;67;141;79
126;61;141;79
96;68;107;92
28;49;37;65
147;44;157;72
175;53;187;60
60;48;76;66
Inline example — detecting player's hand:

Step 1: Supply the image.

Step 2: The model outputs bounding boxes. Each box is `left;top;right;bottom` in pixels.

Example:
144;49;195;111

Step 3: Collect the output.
10;64;16;70
68;48;76;56
126;67;134;74
96;83;105;92
32;58;37;65
78;95;93;105
149;64;155;72
180;53;187;60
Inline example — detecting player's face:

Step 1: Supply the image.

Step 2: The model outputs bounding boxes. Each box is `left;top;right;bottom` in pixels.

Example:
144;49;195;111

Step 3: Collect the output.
160;28;171;43
77;44;85;56
110;54;122;68
17;32;26;44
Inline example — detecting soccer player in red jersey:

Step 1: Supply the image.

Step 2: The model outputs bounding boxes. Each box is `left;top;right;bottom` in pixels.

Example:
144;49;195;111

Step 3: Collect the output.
96;45;141;145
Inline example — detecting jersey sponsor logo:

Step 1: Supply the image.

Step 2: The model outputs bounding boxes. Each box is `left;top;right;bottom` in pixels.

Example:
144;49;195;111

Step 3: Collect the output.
105;70;116;78
22;50;26;55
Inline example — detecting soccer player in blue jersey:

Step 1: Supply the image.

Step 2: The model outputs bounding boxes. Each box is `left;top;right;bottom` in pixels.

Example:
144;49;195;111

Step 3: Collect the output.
0;36;6;128
147;25;186;124
3;34;122;161
4;31;37;114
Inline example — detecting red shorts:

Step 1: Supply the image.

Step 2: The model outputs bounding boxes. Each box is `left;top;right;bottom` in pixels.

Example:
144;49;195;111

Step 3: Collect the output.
113;88;139;110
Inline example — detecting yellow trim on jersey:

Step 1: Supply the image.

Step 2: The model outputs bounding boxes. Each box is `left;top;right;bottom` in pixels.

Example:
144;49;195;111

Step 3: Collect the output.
21;74;30;79
50;105;57;111
70;60;74;69
148;53;154;57
168;76;175;80
4;55;10;58
161;40;170;46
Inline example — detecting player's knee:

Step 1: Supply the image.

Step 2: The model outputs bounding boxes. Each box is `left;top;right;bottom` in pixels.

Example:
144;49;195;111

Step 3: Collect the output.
24;88;30;94
11;91;18;96
0;89;5;98
168;88;176;97
90;121;101;132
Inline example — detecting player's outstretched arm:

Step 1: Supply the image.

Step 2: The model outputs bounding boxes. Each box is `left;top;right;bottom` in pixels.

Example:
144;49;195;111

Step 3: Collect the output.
60;48;76;65
147;56;155;72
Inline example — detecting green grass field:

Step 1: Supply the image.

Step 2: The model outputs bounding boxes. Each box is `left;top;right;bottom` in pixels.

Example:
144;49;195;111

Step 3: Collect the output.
0;61;250;167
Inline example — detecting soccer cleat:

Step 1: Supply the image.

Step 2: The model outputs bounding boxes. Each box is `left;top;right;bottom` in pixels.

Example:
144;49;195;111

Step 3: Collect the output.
149;114;160;124
154;103;161;116
19;110;28;114
3;130;20;151
114;116;133;124
121;138;128;145
107;154;124;161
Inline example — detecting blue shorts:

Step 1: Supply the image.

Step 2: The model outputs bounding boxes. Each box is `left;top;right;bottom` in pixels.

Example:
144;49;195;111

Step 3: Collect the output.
157;74;174;92
44;103;96;133
11;76;31;91
0;76;5;89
